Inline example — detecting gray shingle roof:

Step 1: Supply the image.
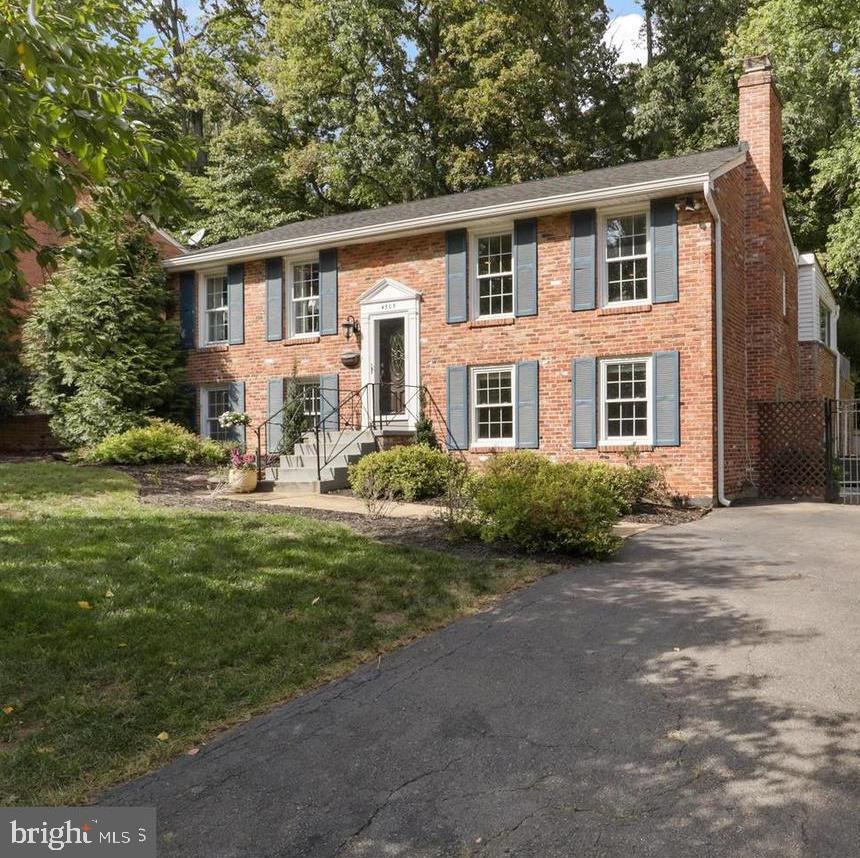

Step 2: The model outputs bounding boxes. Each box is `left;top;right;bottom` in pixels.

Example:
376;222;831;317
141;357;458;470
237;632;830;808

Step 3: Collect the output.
178;145;744;260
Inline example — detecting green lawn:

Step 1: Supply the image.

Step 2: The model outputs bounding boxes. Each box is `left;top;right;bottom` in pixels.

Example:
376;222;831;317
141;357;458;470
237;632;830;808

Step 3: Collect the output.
0;463;544;805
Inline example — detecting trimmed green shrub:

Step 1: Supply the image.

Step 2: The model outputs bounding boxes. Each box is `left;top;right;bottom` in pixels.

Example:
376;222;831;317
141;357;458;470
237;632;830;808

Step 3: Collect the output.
83;419;229;465
349;444;465;502
471;451;621;557
582;462;669;514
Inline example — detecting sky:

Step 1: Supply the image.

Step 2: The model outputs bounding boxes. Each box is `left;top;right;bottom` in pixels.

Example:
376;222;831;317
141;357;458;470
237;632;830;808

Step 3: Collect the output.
605;0;647;65
142;0;648;68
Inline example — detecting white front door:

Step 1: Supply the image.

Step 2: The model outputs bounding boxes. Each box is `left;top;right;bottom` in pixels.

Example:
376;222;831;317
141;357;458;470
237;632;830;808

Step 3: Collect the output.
359;279;421;429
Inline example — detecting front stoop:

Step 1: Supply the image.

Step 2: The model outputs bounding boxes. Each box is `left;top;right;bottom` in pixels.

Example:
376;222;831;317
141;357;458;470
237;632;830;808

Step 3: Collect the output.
265;428;379;494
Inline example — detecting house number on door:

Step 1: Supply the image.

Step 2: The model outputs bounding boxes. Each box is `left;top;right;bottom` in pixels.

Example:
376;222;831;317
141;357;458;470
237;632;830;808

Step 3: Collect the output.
380;302;399;311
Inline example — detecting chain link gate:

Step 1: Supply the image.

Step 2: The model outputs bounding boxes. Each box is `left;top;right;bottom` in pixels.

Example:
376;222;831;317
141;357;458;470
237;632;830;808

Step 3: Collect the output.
827;399;860;504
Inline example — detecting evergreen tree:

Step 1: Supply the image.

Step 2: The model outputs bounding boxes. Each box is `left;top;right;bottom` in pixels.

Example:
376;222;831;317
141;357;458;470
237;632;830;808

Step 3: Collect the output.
23;214;186;446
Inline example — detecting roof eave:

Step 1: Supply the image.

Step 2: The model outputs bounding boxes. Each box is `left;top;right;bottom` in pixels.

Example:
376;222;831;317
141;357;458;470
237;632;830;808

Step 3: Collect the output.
164;158;745;272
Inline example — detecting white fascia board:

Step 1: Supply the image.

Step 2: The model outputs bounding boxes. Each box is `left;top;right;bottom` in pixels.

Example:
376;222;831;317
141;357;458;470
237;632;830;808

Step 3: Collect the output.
163;171;723;271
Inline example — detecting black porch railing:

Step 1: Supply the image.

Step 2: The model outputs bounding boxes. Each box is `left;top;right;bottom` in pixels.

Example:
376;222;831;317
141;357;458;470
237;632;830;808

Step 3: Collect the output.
253;382;462;482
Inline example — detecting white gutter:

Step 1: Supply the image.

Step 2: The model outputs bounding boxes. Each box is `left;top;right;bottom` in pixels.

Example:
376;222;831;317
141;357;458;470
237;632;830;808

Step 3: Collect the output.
163;168;742;271
704;178;731;507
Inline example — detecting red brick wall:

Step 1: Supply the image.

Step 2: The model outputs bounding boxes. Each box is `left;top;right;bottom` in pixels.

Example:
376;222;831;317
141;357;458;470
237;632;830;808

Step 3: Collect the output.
180;196;720;501
715;166;751;497
799;341;837;400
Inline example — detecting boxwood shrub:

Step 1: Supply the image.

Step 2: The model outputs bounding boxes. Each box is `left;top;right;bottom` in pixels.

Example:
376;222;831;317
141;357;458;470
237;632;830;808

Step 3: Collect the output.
470;451;623;557
83;419;229;465
349;444;465;502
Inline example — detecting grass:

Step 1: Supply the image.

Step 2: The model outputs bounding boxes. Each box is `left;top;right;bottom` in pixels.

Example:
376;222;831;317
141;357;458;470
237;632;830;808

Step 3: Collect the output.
0;462;546;806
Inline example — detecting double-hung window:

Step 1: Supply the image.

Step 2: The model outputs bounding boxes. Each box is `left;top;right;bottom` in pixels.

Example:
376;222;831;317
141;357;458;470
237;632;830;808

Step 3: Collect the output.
290;260;320;336
205;387;231;440
476;233;514;317
605;212;648;304
819;300;832;347
204;272;229;344
601;358;651;445
472;366;515;446
295;379;320;423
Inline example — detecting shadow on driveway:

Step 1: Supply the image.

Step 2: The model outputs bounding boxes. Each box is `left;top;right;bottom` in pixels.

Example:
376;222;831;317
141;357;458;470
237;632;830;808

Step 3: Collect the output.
107;503;860;857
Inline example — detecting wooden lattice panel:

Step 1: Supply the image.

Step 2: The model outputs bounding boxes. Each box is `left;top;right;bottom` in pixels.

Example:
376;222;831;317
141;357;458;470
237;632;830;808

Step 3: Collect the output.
757;401;827;499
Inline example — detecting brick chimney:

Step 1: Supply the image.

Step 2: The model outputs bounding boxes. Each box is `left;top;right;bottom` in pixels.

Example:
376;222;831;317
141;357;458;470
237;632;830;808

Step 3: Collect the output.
737;54;800;424
738;55;783;211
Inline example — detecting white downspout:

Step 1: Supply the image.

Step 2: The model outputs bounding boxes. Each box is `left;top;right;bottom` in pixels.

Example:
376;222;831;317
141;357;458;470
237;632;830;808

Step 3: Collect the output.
704;179;732;507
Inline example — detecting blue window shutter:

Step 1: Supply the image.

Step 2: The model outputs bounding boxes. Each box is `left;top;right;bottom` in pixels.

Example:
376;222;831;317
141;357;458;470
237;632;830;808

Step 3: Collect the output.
227;263;244;345
320;373;339;430
179;271;196;349
570;210;596;311
267;378;285;452
653;351;680;446
445;229;468;323
571;357;597;448
319;249;338;335
446;365;469;450
265;258;283;341
514;219;538;317
515;360;539;448
651;198;679;303
228;381;246;443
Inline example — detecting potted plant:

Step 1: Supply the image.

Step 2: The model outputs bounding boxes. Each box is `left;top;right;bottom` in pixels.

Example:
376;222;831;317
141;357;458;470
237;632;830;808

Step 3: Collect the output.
227;448;258;493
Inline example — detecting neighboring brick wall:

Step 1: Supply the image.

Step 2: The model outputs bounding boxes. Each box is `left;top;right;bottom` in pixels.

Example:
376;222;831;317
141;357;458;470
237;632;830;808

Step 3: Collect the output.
180;195;719;501
799;341;838;400
0;414;61;453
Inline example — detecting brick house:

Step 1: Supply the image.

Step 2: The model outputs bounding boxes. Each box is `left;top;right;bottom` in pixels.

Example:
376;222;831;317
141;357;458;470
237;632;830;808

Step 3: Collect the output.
163;56;848;505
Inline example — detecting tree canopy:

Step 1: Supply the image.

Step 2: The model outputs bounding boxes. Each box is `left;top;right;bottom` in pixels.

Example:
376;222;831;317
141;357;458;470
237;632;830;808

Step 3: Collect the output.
0;0;191;330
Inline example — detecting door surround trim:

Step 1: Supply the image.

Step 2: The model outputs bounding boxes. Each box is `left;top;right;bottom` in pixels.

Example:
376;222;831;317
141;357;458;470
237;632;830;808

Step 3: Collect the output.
359;279;421;429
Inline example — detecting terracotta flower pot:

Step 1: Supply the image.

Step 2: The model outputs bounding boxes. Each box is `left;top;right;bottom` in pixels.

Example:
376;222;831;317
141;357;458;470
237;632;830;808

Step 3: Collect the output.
228;468;258;494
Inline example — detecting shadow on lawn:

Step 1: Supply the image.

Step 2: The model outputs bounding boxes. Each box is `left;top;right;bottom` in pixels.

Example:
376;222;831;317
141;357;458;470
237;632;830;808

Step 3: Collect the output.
105;516;860;857
0;502;518;805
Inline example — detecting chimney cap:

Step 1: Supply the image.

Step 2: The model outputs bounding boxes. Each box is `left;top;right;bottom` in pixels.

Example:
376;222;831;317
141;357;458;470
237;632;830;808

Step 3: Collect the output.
742;54;773;74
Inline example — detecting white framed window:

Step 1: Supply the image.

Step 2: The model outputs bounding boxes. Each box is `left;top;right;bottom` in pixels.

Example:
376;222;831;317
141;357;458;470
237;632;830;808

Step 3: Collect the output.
294;379;320;421
602;210;649;305
204;387;231;440
289;259;320;336
203;272;229;344
819;300;832;347
474;231;514;317
471;365;515;447
600;357;652;445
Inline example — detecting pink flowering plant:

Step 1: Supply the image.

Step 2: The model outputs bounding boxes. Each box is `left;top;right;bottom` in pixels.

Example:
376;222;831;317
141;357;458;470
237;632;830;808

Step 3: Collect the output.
229;449;257;471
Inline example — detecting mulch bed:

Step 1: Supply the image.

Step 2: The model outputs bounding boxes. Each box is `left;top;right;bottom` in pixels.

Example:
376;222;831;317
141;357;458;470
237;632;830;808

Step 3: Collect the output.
118;465;707;563
3;458;707;558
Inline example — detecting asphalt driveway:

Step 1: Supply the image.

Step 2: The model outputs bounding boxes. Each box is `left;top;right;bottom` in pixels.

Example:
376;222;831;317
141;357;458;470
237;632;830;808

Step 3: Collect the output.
108;503;860;857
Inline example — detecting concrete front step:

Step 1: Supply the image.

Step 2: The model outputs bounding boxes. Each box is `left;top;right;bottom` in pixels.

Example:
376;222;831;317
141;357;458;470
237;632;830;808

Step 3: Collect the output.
267;427;377;494
280;452;363;470
290;441;376;460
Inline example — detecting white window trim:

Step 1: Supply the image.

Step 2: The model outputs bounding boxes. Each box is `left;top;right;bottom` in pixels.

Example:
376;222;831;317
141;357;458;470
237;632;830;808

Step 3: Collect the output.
818;299;833;349
199;384;231;439
198;269;229;346
599;356;654;447
290;376;322;420
598;206;652;308
470;364;516;449
469;225;515;320
286;255;321;339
